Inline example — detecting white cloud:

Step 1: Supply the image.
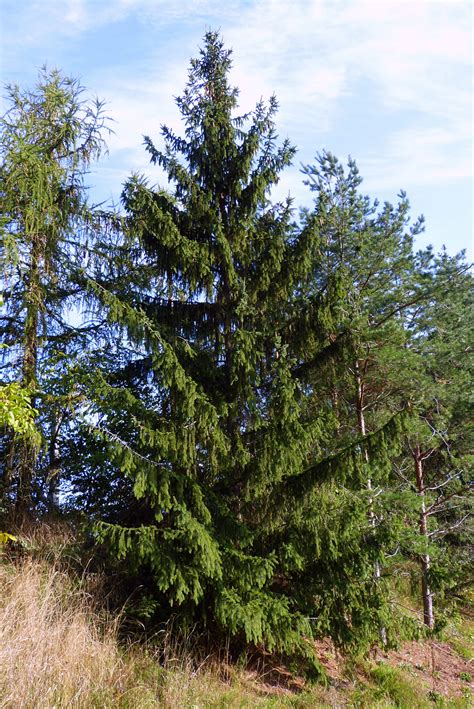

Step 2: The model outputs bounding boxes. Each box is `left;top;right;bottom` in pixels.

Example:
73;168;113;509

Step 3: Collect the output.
198;0;472;196
223;1;471;118
2;0;471;201
360;123;473;194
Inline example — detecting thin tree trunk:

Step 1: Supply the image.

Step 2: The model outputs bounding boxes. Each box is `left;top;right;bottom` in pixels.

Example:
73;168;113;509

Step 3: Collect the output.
355;359;387;644
47;413;62;511
413;443;435;629
15;235;41;521
1;439;15;511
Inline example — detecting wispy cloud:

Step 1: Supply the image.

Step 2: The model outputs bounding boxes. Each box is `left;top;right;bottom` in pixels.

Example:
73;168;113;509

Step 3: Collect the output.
220;1;472;183
1;0;471;246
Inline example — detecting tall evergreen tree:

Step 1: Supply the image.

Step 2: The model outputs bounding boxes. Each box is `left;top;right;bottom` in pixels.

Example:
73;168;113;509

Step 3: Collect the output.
86;31;318;661
393;252;473;628
0;68;108;520
83;33;416;662
293;152;426;644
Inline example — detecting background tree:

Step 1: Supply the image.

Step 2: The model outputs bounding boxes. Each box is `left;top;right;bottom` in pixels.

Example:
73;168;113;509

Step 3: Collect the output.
288;152;425;645
393;251;473;628
0;68;109;520
300;153;472;633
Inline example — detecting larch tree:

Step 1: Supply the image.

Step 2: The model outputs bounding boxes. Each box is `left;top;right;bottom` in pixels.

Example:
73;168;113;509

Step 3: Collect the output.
0;68;108;520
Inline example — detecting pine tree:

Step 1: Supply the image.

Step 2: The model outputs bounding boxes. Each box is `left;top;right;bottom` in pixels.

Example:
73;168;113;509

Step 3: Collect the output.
293;152;425;644
393;251;473;628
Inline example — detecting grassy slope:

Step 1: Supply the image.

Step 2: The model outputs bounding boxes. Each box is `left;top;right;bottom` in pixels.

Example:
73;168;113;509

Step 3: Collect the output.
0;535;472;708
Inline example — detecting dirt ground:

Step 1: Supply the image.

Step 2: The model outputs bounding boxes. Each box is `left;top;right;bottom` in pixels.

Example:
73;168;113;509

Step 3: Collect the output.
231;636;473;703
314;637;473;699
380;639;473;698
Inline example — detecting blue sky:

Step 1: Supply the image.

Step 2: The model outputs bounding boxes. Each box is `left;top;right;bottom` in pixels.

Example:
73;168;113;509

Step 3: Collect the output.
1;0;472;258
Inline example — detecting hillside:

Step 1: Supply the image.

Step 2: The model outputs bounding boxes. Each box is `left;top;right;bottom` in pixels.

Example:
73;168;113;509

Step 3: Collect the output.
0;535;472;708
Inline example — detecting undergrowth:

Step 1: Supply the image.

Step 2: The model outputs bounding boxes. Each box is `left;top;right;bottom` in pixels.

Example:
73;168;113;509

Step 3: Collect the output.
0;526;471;708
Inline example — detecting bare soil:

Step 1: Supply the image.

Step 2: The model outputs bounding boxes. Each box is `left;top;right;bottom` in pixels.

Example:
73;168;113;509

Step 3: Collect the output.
379;639;473;698
241;637;473;702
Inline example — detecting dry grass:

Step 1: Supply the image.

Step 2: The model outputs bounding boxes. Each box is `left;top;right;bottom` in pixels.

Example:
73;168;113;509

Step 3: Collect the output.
0;558;127;708
0;553;305;708
1;541;471;708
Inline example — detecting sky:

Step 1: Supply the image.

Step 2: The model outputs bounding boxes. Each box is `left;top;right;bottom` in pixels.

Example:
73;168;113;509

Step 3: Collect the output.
1;0;472;259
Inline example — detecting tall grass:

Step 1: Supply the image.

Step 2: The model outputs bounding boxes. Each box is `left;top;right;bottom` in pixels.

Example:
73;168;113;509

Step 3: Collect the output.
0;553;306;708
0;558;127;708
1;538;468;708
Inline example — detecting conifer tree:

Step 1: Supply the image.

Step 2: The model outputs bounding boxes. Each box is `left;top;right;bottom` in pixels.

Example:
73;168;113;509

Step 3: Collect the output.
393;252;473;628
0;68;108;519
294;152;425;644
300;156;472;631
87;31;322;661
84;33;423;660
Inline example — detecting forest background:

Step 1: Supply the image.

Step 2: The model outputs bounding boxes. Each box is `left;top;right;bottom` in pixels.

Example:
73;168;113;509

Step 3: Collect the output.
0;11;472;706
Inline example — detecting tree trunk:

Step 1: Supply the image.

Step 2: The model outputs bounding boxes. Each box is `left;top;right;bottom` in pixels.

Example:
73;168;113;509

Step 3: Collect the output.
413;443;434;629
47;413;62;511
355;359;387;644
1;439;15;512
15;235;41;521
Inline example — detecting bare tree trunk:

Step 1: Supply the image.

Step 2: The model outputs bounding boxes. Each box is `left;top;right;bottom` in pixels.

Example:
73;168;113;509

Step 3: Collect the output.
47;413;62;511
413;443;434;629
355;359;387;645
1;439;15;512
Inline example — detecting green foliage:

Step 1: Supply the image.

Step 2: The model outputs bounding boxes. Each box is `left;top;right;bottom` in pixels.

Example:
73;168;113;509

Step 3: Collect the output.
1;30;471;675
0;382;40;447
390;253;474;621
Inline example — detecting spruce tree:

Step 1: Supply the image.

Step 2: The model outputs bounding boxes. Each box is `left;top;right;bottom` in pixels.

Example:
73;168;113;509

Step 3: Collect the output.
84;33;422;661
88;31;320;661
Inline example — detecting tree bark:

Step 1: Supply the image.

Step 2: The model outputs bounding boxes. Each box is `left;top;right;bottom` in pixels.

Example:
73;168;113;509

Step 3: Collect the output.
47;413;62;511
355;359;387;644
15;234;41;521
413;443;435;629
